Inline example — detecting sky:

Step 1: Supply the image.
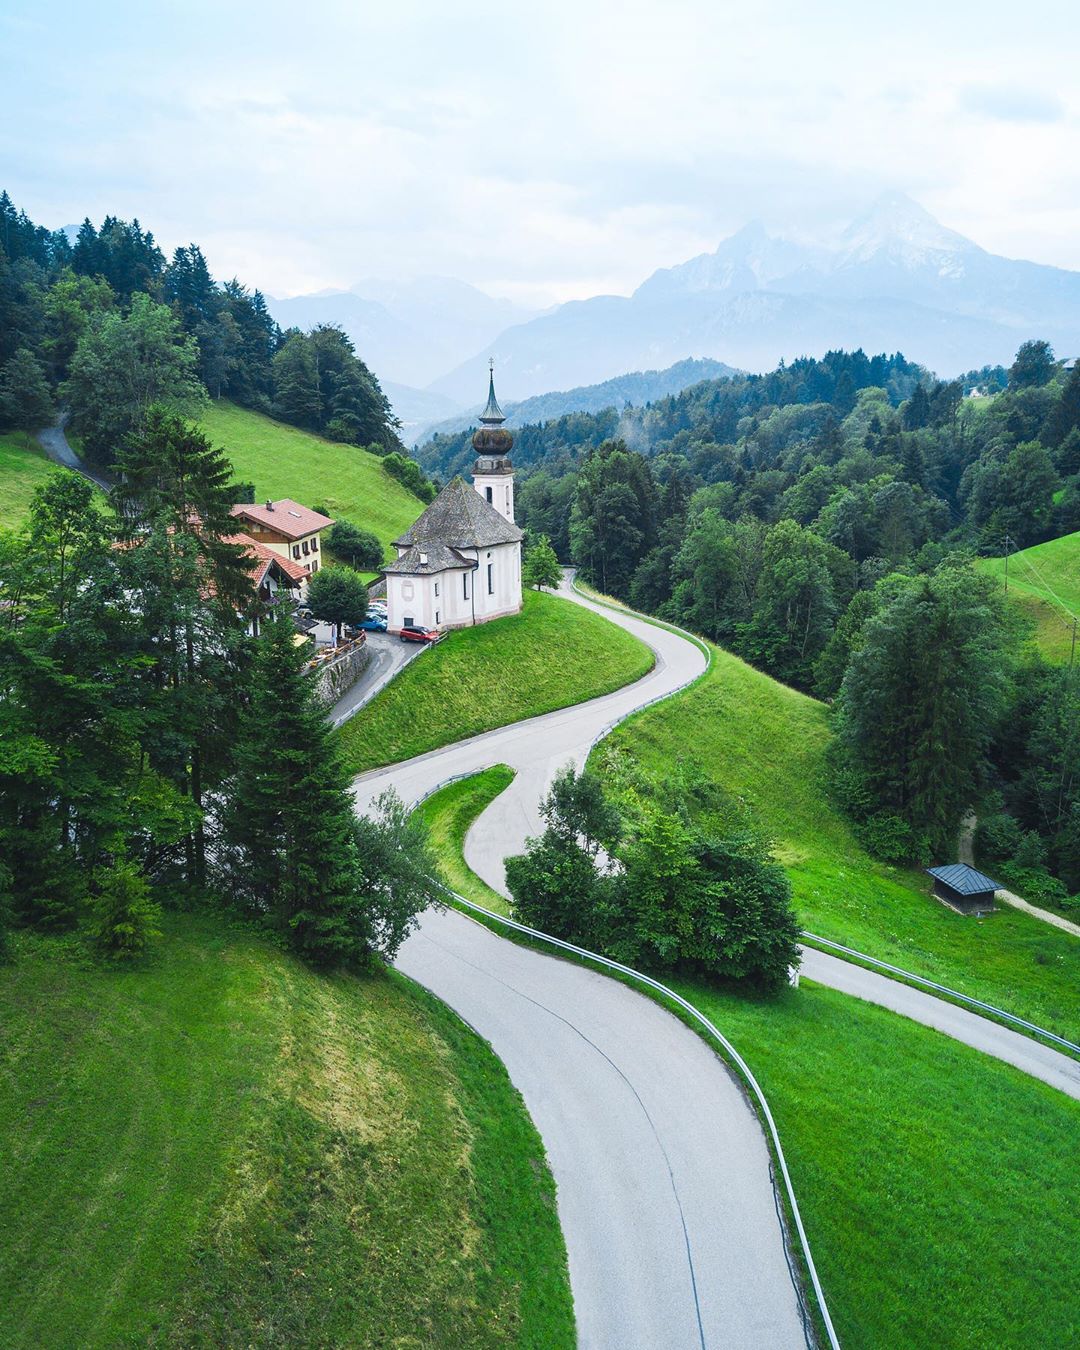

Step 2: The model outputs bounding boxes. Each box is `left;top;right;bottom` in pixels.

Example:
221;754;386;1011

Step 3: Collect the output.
2;0;1079;307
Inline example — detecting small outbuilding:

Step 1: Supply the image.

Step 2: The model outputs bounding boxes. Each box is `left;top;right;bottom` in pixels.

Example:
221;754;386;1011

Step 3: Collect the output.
926;863;1000;916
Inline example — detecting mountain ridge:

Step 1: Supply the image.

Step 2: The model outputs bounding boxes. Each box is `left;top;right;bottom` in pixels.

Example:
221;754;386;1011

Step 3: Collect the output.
426;194;1080;402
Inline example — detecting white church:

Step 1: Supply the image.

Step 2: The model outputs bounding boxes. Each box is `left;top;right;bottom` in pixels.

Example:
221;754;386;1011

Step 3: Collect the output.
384;364;524;633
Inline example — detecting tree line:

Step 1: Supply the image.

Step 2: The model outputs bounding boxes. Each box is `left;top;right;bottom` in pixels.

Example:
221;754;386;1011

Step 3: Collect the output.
429;344;1080;902
0;191;403;462
0;414;437;963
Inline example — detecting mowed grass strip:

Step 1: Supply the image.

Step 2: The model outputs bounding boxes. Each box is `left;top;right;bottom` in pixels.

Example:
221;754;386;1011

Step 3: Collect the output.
678;978;1080;1350
339;588;654;776
978;530;1080;664
0;433;62;525
0;915;573;1349
417;766;516;913
593;639;1080;1044
419;765;1080;1350
198;400;422;555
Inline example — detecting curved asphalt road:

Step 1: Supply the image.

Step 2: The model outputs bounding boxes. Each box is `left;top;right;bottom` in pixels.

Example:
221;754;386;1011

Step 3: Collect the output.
353;585;809;1348
352;575;1080;1346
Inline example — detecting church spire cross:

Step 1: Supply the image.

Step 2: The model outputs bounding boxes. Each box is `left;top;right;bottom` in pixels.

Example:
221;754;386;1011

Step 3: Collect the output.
479;359;506;426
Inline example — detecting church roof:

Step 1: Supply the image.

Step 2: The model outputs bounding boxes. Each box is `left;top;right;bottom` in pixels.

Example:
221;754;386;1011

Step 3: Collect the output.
383;542;477;575
392;477;523;554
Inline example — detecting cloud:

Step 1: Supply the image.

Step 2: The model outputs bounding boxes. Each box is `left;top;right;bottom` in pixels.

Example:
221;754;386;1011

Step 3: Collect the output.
959;85;1066;124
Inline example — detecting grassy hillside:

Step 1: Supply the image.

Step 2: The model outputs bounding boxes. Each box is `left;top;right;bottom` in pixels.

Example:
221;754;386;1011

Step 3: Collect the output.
0;433;59;525
0;915;573;1349
339;588;654;775
417;769;1080;1350
978;531;1080;663
593;640;1080;1043
199;401;422;555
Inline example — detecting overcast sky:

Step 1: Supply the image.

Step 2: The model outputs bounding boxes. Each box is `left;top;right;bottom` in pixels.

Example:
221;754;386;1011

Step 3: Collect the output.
3;0;1078;306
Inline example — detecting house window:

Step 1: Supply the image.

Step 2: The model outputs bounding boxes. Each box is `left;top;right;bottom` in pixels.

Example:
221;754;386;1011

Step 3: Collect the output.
485;486;493;503
463;572;470;600
311;537;318;551
293;545;300;559
302;541;310;555
487;563;494;595
434;582;440;597
310;559;319;573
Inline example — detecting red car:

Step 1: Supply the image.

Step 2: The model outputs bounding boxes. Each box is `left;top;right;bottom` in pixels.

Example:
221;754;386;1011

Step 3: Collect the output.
399;624;444;643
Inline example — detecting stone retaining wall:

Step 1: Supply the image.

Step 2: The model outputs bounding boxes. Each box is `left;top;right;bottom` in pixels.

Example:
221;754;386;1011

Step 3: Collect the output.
311;644;371;707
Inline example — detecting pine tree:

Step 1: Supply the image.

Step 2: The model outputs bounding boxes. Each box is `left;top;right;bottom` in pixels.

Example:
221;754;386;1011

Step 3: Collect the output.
223;619;360;962
113;410;250;887
88;848;163;959
271;333;321;429
0;347;54;438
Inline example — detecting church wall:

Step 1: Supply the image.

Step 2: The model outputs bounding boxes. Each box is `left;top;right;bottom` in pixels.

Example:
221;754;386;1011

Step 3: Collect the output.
385;542;521;633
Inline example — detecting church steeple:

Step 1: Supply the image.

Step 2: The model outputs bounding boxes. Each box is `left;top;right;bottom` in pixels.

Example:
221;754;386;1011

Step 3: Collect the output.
479;359;506;426
471;360;515;523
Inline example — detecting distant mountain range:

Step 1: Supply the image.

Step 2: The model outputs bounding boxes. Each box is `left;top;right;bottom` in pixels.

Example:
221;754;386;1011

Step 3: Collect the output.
413;357;738;447
265;276;539;397
272;193;1080;420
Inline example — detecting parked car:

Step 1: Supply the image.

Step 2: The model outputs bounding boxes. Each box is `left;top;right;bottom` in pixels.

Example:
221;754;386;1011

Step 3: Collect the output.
400;624;443;644
359;614;387;632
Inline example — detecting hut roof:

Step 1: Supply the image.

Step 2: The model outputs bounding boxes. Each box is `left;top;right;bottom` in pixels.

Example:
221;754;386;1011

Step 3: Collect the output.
926;864;1000;895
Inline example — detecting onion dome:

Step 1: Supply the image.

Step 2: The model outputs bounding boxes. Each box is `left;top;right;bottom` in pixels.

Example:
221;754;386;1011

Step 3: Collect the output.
472;360;514;462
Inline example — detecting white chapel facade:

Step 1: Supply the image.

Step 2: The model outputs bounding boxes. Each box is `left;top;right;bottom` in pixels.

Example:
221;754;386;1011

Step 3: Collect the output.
384;364;523;633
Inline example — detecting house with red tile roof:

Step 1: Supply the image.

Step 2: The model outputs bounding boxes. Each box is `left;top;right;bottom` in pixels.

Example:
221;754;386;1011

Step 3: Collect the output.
229;499;334;592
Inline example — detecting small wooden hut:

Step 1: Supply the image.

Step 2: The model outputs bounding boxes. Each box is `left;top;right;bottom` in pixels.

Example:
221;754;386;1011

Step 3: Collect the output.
926;864;1000;916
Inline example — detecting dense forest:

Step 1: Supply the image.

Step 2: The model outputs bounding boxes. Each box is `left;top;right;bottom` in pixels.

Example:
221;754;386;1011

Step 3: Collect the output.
425;346;1080;902
0;414;435;963
0;191;403;460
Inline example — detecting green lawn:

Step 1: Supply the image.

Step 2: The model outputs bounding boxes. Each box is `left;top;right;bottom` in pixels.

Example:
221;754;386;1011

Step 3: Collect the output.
0;915;573;1349
339;588;654;776
415;766;1080;1350
199;401;424;557
591;640;1080;1044
418;766;517;912
0;432;60;526
979;530;1080;663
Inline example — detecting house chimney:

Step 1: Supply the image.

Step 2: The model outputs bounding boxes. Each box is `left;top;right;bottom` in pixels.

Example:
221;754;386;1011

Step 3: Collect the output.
265;499;274;511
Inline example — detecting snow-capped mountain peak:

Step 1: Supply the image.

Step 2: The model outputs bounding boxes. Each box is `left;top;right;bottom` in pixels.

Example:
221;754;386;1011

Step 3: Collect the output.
835;192;980;274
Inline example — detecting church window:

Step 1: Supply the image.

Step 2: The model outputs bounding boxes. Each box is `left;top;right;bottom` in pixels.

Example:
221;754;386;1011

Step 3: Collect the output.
435;610;440;625
463;572;470;600
402;581;414;601
434;581;440;597
485;486;493;503
487;563;494;595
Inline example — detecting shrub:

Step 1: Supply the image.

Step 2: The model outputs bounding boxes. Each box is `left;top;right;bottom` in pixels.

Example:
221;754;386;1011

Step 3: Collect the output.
975;809;1022;862
88;853;162;959
327;520;384;571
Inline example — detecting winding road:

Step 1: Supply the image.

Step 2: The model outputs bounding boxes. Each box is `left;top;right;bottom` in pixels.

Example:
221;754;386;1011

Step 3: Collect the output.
352;575;1080;1348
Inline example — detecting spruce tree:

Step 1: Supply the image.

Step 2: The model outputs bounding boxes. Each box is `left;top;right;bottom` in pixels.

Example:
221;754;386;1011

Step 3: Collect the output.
223;617;365;964
0;347;54;438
